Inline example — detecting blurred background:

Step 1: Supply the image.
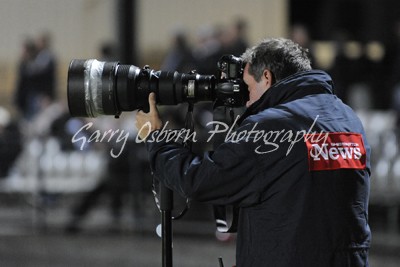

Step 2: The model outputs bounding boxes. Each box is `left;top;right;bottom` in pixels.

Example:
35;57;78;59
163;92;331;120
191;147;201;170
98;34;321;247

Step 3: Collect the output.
0;0;400;266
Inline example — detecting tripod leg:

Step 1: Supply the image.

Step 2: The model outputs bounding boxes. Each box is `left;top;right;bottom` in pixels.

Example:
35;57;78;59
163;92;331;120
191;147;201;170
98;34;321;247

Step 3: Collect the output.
160;185;173;267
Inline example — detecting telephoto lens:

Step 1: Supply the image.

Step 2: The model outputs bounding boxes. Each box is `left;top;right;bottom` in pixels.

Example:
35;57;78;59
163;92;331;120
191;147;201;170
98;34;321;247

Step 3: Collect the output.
67;55;247;118
67;59;216;117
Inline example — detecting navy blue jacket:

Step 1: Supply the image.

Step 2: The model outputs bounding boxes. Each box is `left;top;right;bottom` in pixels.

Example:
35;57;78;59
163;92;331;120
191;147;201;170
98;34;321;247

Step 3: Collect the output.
146;70;371;267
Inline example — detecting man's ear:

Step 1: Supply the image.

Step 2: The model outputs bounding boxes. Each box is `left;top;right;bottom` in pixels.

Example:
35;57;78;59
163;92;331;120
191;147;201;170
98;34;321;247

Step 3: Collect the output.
263;69;274;87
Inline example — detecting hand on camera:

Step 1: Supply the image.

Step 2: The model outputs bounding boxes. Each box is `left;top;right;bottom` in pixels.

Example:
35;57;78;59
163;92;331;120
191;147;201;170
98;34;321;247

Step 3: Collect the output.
135;93;163;141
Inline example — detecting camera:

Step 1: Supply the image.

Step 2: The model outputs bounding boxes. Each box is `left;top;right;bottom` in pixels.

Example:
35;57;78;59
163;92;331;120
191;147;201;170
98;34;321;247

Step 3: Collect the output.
67;55;248;118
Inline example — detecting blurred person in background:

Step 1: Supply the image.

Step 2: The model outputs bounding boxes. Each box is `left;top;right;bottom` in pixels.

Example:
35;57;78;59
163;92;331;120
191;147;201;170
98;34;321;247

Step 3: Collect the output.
64;137;146;234
98;41;118;62
192;25;222;75
193;19;249;76
387;20;400;127
329;31;368;106
14;32;57;122
219;17;249;57
161;28;196;73
385;20;400;98
290;23;316;68
31;32;57;101
14;37;38;120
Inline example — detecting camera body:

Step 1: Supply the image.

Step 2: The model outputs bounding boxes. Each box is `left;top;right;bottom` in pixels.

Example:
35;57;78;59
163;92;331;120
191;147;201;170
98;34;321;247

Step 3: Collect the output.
67;55;248;118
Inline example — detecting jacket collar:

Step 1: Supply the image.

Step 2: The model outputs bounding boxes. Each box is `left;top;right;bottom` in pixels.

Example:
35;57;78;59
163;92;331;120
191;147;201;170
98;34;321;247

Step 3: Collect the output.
238;70;334;124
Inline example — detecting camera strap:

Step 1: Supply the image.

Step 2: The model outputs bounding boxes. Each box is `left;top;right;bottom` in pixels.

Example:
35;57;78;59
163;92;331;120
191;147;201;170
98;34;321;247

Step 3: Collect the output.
212;105;241;233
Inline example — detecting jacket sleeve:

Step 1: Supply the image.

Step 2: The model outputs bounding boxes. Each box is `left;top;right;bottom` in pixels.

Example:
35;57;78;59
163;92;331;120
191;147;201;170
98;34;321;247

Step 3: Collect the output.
145;120;297;206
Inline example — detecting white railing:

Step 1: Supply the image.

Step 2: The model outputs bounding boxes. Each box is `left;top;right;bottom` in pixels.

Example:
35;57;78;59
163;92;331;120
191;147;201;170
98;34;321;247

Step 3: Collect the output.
0;137;106;194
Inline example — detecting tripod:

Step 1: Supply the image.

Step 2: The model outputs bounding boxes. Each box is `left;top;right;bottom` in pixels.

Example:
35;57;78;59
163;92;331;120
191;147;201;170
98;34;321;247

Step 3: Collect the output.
156;103;195;267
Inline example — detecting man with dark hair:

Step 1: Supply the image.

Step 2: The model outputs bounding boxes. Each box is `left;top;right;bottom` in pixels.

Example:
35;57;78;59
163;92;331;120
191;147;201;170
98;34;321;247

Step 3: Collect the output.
136;38;371;267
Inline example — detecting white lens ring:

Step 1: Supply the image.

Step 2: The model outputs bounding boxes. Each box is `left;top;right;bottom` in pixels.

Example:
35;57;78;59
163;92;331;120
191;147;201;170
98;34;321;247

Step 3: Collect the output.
84;59;105;117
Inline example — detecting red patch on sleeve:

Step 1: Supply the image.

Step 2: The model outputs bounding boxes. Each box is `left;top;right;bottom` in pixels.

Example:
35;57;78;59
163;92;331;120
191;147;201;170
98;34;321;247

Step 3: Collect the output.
305;132;366;171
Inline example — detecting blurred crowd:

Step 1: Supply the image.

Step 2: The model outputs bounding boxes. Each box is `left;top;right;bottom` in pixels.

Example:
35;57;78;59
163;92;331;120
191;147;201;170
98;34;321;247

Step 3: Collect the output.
160;18;400;113
1;17;400;234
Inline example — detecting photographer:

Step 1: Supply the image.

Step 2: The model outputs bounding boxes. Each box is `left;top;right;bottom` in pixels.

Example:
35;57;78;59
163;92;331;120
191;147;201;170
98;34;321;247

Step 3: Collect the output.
136;37;371;267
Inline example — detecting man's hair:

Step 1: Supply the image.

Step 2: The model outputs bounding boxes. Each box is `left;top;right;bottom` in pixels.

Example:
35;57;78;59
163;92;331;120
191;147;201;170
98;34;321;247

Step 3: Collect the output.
241;38;312;82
